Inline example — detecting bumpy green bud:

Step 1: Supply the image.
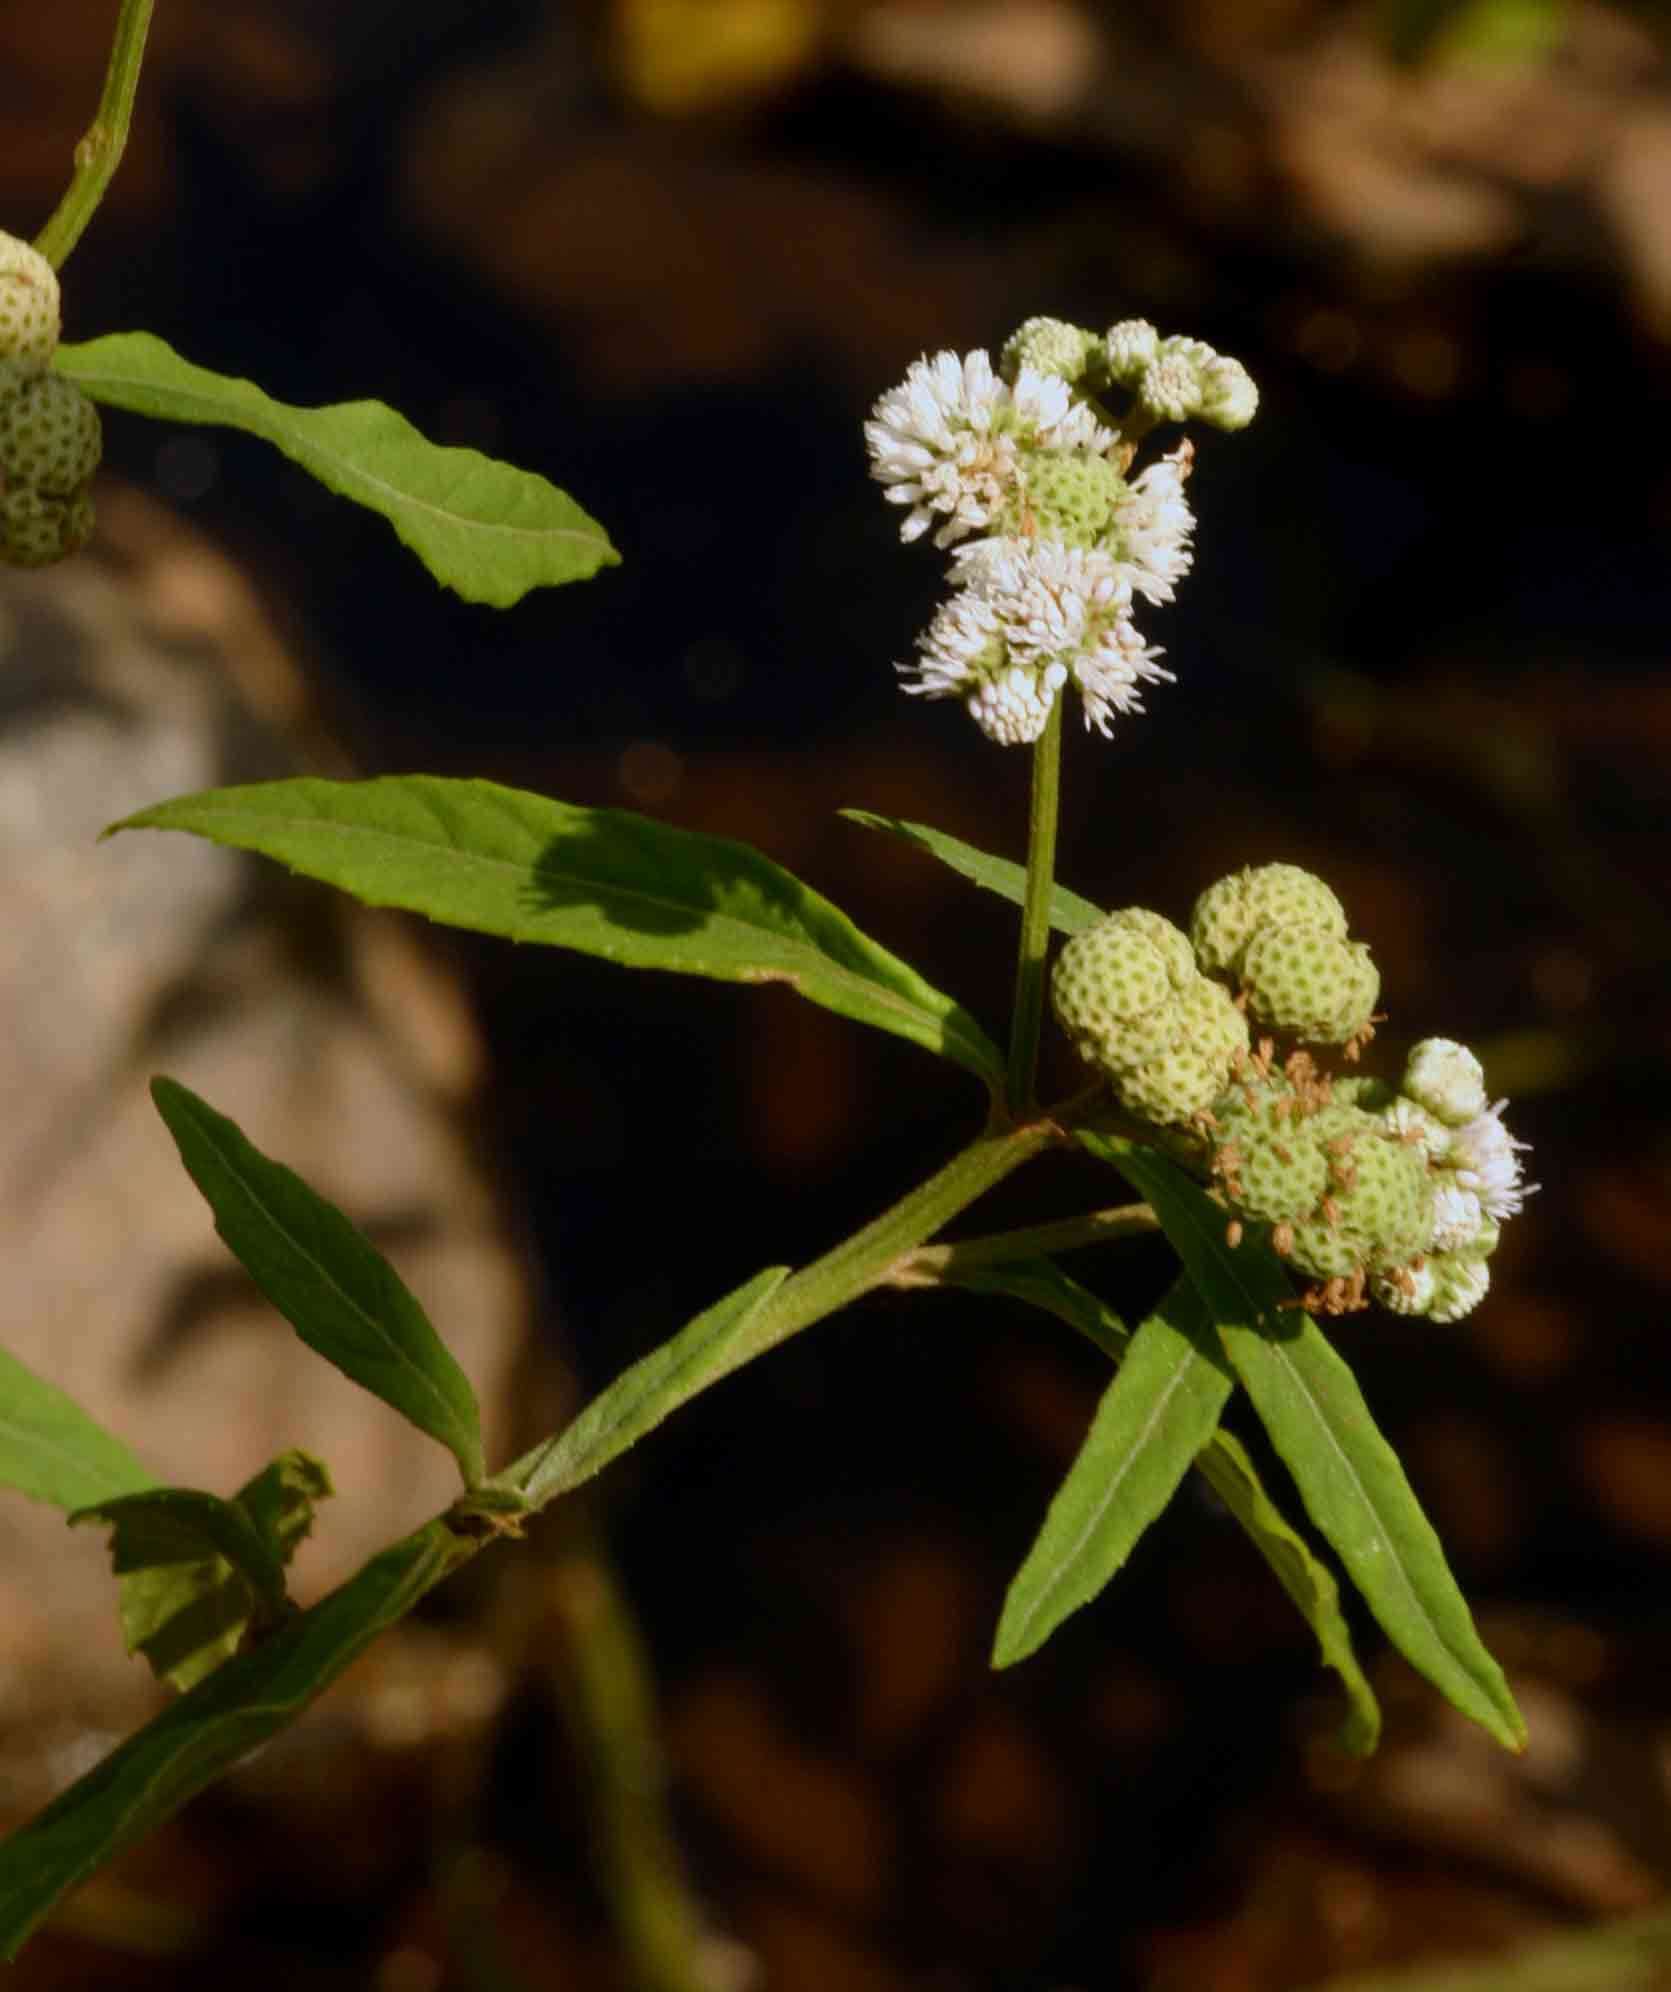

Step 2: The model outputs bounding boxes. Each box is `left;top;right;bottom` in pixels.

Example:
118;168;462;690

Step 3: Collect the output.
1402;1038;1487;1127
0;365;101;494
1332;1132;1432;1264
994;451;1123;547
1199;355;1259;431
1190;863;1348;977
1;483;93;566
1241;924;1379;1042
0;231;60;367
1052;914;1186;1075
1114;976;1248;1125
1104;907;1196;990
1001;316;1097;385
1103;319;1158;384
1223;1119;1330;1224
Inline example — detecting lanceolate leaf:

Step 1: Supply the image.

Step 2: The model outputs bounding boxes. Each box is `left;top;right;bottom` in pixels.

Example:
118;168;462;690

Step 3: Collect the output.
0;1345;155;1511
1084;1134;1525;1752
950;1259;1379;1750
842;810;1103;934
55;332;618;606
0;1521;467;1959
994;1278;1233;1668
115;780;1005;1090
152;1080;486;1488
1192;1431;1380;1754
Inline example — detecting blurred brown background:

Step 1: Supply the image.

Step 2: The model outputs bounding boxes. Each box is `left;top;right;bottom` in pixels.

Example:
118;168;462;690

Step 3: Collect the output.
3;1;1671;1986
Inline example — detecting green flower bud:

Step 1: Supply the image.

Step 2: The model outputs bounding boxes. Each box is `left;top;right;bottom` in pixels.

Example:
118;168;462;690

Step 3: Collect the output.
1;483;94;566
1199;355;1258;431
1103;319;1159;384
1000;316;1097;385
1190;863;1348;977
1331;1131;1433;1265
993;451;1124;547
0;231;60;368
1402;1038;1487;1127
1240;924;1379;1043
1138;354;1203;424
0;364;101;494
1052;913;1188;1075
1117;1037;1227;1125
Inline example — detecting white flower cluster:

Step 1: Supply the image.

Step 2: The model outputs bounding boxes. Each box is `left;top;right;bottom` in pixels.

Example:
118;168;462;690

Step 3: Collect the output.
1370;1037;1536;1323
866;317;1254;746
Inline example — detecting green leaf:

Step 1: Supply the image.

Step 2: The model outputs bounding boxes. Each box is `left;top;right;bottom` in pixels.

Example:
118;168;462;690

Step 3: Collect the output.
1083;1134;1525;1752
151;1079;486;1488
1192;1430;1380;1754
55;332;618;606
115;780;1005;1091
504;1266;792;1510
0;1520;465;1959
0;1345;156;1511
842;810;1103;934
994;1277;1234;1667
71;1450;334;1692
950;1259;1379;1750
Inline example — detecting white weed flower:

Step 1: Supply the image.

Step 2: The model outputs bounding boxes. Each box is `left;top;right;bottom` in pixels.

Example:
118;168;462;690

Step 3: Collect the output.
902;536;1172;744
1107;442;1196;605
1447;1101;1536;1223
865;350;1110;549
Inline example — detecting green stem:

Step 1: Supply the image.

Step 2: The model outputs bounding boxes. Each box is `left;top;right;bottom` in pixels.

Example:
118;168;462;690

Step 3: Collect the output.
34;0;155;269
886;1200;1158;1286
497;1114;1063;1512
1006;694;1064;1117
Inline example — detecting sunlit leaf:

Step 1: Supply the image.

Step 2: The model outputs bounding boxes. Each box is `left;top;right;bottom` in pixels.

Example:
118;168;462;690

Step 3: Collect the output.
994;1277;1233;1667
56;332;618;606
1083;1134;1524;1751
0;1345;155;1511
116;781;1005;1090
152;1080;486;1488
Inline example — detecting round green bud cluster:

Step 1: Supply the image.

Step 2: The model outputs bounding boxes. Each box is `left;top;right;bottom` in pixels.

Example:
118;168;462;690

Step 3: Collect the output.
1097;320;1257;431
1213;1066;1435;1295
1052;908;1249;1124
1190;863;1376;1044
993;451;1124;547
1240;923;1379;1043
0;231;60;369
0;360;101;567
1190;863;1347;975
1000;316;1098;386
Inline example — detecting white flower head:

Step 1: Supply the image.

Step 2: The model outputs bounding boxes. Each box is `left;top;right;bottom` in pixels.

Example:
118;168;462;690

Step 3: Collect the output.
1404;1038;1488;1127
865;349;1111;549
1429;1183;1486;1254
1384;1096;1450;1163
901;535;1172;744
1429;1252;1491;1324
1447;1101;1536;1224
1372;1260;1437;1317
1107;441;1196;605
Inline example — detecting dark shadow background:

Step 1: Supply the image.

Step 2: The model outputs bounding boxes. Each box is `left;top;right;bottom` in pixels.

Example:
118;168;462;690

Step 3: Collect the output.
5;1;1671;1985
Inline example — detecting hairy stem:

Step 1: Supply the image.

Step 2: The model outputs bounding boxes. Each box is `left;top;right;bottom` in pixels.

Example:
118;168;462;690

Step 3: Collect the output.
34;0;155;269
1006;695;1064;1116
